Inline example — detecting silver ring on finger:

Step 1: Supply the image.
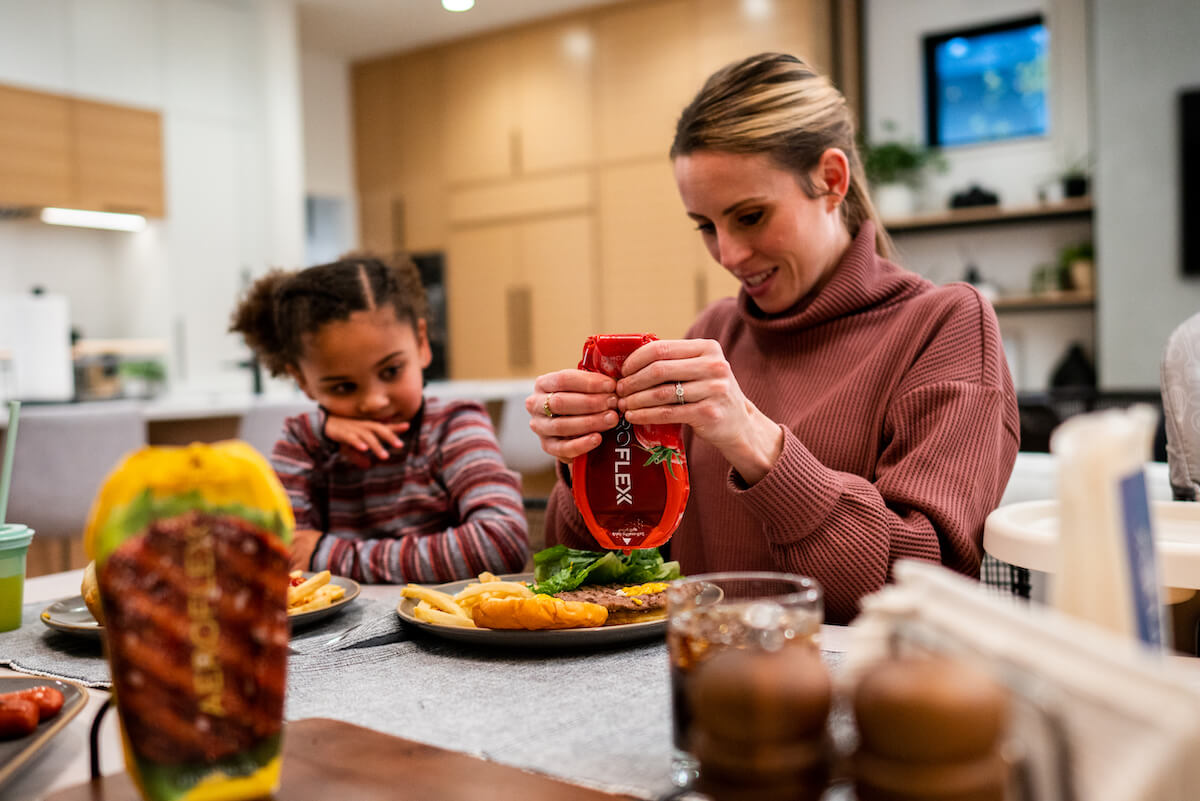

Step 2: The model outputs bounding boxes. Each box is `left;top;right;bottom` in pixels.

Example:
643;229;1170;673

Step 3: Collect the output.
675;381;686;405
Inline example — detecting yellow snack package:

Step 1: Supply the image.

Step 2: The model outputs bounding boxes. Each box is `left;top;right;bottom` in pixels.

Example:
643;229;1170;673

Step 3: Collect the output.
84;441;294;801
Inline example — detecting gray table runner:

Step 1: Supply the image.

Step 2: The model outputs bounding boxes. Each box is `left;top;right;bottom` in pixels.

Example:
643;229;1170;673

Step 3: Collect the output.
0;596;401;689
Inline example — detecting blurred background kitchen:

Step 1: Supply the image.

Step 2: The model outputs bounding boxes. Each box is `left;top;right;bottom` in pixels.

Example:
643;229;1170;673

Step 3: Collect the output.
0;0;1197;570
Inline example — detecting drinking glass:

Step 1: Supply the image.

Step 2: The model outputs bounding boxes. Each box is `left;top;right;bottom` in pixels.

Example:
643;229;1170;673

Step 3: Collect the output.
666;571;823;789
0;524;34;632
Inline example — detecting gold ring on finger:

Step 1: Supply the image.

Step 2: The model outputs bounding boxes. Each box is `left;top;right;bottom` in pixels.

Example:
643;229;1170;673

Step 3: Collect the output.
543;392;556;418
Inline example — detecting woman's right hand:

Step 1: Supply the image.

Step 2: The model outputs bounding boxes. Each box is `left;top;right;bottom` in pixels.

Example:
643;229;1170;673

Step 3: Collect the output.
526;369;620;463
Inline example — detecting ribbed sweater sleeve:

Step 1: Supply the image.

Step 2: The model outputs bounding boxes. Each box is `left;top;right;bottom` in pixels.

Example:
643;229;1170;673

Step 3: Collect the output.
545;223;1018;623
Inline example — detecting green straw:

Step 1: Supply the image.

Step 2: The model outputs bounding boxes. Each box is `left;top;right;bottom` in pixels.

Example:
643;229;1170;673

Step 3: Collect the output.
0;401;19;524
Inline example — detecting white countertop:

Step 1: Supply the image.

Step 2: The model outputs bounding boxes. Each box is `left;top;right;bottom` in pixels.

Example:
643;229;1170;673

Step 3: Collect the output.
0;379;538;427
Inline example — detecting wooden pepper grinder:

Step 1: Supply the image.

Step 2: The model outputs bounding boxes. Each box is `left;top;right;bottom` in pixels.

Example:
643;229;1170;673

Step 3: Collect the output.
851;654;1011;801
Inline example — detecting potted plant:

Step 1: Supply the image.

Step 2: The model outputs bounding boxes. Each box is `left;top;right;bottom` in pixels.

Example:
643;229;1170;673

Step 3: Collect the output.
119;359;167;399
1059;154;1092;198
860;121;946;218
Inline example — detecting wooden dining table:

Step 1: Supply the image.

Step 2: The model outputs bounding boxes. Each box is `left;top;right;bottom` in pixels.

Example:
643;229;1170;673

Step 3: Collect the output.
4;569;851;801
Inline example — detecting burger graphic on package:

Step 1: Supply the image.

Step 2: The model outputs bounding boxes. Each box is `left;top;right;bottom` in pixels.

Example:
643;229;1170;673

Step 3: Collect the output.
84;441;293;801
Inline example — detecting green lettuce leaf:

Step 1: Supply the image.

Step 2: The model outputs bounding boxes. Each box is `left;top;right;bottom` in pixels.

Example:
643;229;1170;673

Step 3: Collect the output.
530;545;681;595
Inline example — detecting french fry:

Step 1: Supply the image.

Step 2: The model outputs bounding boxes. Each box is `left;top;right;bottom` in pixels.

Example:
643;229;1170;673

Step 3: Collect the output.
401;584;472;620
290;584;345;614
478;572;498;583
413;602;477;628
288;570;330;608
453;581;534;603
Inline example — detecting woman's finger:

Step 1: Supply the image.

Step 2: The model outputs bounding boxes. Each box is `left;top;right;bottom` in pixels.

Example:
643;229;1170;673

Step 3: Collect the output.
542;432;604;462
621;338;712;376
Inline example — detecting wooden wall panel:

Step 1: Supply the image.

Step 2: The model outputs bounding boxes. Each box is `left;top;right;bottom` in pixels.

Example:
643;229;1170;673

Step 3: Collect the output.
352;0;845;377
443;35;518;184
352;57;405;194
448;171;591;226
516;18;595;173
595;0;696;163
597;160;697;338
518;214;597;375
696;0;830;78
446;224;516;377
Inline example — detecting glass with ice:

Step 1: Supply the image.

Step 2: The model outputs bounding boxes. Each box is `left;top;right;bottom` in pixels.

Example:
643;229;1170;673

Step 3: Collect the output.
666;572;824;791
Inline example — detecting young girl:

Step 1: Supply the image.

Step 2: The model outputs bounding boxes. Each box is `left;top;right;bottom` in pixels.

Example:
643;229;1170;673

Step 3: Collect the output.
230;254;530;583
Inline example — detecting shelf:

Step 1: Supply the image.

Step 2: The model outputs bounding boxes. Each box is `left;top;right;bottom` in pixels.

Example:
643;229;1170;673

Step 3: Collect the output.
991;290;1095;312
885;197;1093;233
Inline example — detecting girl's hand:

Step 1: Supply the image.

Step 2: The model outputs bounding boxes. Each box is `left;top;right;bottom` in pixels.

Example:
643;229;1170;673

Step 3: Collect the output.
616;338;784;485
526;369;620;463
324;414;409;460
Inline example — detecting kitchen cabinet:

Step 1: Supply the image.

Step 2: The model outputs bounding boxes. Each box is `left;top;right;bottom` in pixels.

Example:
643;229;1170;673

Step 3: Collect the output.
0;82;164;215
443;35;518;185
595;0;694;164
0;84;73;208
73;97;164;216
446;214;596;379
515;18;595;173
598;161;698;337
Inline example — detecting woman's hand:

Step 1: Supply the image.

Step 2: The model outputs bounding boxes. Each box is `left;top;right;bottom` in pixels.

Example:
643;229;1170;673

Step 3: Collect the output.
324;414;409;460
617;338;784;485
526;369;620;463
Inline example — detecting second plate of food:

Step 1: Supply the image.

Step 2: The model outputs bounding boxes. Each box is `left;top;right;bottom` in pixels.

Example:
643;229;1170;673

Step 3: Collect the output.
395;573;667;648
288;572;362;628
40;573;361;638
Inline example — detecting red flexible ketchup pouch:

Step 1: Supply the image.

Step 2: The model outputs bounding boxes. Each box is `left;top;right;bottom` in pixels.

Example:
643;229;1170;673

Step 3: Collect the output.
572;334;689;552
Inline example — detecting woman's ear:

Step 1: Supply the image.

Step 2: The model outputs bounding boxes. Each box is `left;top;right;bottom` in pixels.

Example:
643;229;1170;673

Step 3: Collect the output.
417;318;433;369
817;147;851;210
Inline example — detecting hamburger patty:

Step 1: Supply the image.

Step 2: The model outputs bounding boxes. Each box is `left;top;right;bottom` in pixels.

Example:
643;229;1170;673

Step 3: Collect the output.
554;583;667;613
100;511;289;765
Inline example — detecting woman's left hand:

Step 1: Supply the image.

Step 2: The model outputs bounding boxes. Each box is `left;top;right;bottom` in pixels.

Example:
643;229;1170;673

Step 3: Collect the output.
616;338;784;485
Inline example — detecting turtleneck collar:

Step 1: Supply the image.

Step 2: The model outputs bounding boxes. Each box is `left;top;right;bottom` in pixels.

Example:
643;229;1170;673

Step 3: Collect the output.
737;220;924;336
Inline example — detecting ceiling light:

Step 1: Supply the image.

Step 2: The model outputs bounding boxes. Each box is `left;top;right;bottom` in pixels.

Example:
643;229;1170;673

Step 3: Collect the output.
41;207;147;232
442;0;474;11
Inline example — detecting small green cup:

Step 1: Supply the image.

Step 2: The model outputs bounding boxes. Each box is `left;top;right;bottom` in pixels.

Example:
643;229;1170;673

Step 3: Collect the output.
0;524;34;632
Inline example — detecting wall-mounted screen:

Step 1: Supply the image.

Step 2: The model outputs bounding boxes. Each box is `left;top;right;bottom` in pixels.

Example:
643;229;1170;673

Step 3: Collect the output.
924;15;1049;147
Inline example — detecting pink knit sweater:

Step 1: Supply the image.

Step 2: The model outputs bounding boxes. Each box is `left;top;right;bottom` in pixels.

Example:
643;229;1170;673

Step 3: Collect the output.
546;222;1019;623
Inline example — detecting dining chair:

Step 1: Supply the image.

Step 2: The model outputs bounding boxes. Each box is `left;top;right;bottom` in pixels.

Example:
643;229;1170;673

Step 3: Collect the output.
236;398;318;460
1161;310;1200;501
4;402;146;576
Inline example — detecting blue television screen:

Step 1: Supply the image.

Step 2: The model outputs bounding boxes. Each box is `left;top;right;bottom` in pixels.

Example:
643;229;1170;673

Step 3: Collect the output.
924;16;1049;147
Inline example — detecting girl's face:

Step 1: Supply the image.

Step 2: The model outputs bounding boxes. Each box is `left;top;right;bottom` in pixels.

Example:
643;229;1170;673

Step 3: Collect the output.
290;306;431;423
673;148;852;315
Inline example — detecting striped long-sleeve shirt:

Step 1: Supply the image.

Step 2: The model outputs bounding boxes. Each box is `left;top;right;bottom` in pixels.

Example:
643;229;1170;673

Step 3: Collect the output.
271;397;529;583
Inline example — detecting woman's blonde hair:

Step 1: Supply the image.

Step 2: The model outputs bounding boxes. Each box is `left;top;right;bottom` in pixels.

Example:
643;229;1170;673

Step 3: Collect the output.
671;52;894;260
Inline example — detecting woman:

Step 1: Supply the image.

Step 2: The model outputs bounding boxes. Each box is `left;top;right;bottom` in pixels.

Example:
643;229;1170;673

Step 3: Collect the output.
526;53;1018;623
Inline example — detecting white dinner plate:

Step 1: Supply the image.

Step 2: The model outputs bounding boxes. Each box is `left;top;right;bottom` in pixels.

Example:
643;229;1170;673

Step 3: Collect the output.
395;573;667;648
984;499;1200;589
39;574;361;638
0;677;89;791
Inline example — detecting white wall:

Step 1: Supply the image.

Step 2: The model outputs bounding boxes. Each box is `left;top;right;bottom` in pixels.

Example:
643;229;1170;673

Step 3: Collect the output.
865;0;1094;392
0;0;306;395
865;0;1090;210
1093;0;1200;389
300;49;360;265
